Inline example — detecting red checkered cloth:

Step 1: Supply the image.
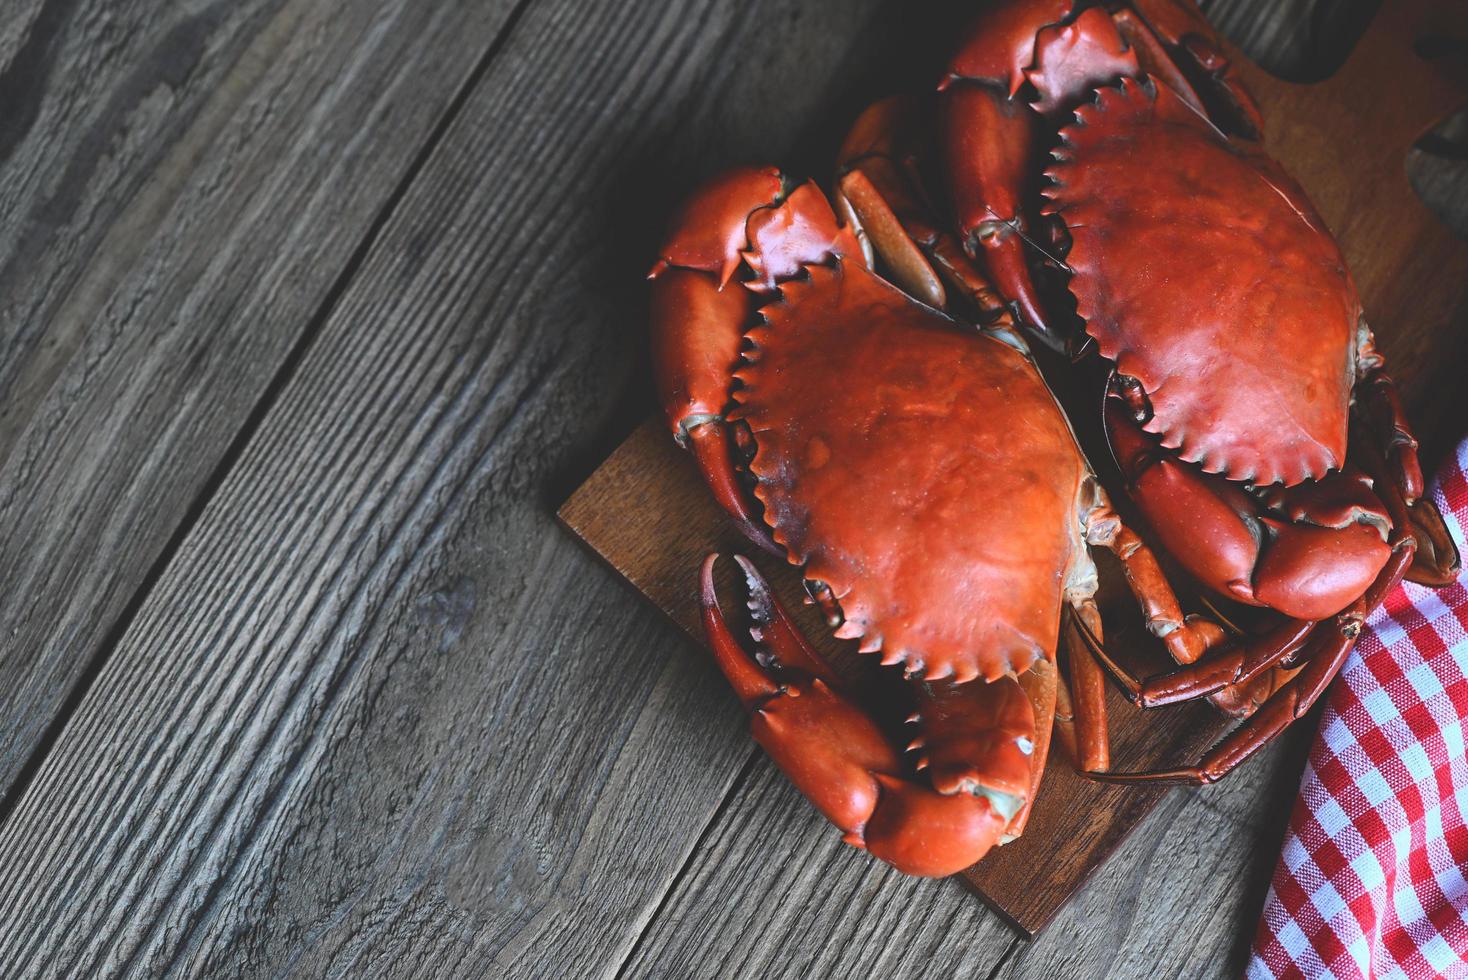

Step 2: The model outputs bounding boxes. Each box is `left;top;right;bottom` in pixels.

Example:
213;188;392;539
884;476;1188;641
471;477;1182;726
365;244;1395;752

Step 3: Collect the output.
1249;439;1468;980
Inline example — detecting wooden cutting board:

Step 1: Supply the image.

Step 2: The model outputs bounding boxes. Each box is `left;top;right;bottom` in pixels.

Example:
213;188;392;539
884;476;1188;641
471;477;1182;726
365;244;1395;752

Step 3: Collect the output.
559;0;1467;938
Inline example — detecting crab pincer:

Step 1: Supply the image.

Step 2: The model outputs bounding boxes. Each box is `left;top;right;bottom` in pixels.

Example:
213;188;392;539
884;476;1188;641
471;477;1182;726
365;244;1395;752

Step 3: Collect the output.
701;555;1034;877
648;167;861;557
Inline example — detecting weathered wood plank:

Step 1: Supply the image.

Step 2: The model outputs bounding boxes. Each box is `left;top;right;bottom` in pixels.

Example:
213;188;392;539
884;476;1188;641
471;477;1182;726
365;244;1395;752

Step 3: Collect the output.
1201;0;1377;79
621;734;1305;979
0;0;915;975
619;757;1019;979
990;738;1307;980
0;0;520;800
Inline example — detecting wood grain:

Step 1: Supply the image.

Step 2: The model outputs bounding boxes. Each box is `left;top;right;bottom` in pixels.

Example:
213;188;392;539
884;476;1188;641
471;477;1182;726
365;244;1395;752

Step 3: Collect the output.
0;0;914;974
621;731;1304;979
0;0;523;804
559;0;1468;941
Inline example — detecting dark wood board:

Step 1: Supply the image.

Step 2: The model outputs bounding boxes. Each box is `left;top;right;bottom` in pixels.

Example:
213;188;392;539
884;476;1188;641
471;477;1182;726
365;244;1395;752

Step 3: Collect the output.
559;0;1468;937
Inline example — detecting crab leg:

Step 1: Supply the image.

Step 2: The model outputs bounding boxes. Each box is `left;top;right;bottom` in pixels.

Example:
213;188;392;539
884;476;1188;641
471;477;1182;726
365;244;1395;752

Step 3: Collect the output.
1060;478;1241;770
1081;495;1228;665
1108;8;1207;117
940;80;1052;338
650;256;776;552
1080;615;1316;709
1050;665;1080;769
1010;658;1061;836
836;97;1018;327
701;554;1039;877
834;98;947;310
937;0;1060;333
1364;438;1459;588
1064;601;1111;772
1355;353;1424;502
1407;501;1463;588
1090;536;1415;784
1080;494;1286;719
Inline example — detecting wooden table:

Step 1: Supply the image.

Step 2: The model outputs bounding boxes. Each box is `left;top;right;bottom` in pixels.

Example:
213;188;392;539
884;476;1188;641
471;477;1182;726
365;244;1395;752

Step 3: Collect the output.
0;1;1459;976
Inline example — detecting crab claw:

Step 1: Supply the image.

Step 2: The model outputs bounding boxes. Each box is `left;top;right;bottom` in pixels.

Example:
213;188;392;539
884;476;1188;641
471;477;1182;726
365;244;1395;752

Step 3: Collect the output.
648;268;776;553
700;554;1035;877
648;167;783;448
861;776;1012;878
649;167;785;287
649;169;858;556
1106;397;1392;621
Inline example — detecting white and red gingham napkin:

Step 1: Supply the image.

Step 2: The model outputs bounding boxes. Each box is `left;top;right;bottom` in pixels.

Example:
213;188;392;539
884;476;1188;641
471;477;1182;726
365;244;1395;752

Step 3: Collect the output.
1250;439;1468;979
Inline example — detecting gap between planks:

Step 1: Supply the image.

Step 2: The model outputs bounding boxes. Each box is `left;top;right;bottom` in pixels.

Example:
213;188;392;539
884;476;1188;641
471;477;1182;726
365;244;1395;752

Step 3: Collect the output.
0;0;539;829
610;750;764;980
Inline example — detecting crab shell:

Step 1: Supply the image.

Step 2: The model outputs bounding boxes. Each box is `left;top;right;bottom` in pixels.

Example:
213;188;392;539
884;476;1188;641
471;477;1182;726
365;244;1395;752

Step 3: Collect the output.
1044;76;1358;488
731;260;1093;683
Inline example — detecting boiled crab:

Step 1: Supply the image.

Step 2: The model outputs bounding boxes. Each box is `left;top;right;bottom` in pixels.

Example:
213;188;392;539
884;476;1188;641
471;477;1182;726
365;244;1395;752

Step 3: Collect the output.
904;0;1459;783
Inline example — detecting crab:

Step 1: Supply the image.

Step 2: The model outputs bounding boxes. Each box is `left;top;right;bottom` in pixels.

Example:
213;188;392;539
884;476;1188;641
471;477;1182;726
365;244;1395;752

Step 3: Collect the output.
834;0;1459;784
649;164;1229;875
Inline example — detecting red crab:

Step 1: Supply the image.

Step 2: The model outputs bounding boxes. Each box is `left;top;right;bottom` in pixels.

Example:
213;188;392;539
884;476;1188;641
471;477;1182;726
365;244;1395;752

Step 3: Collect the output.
649;164;1229;875
838;0;1459;784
